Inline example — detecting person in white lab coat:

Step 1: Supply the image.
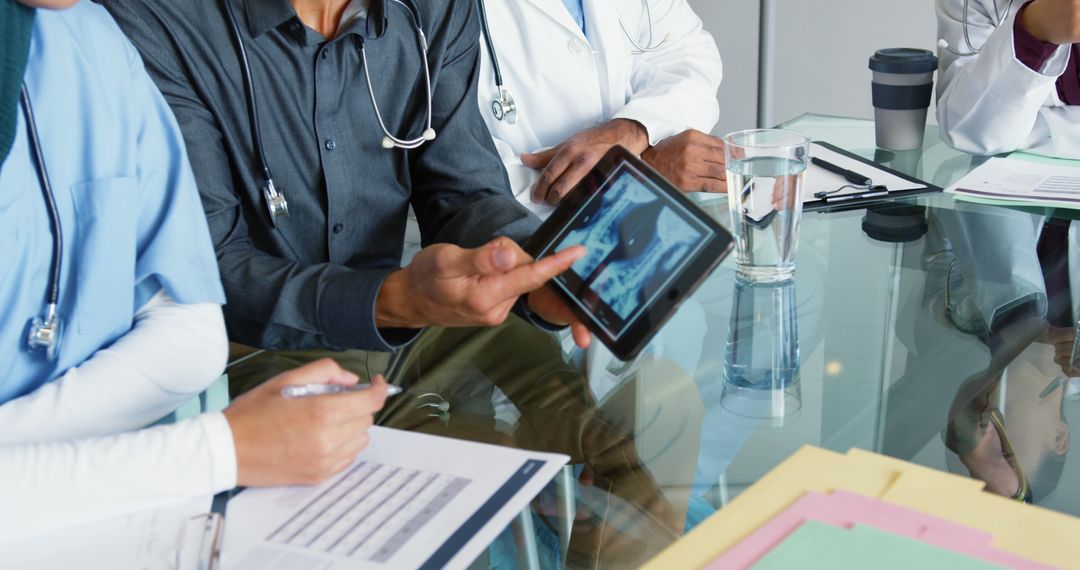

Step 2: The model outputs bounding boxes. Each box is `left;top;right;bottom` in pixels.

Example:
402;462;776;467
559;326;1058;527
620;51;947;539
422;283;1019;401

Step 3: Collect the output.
477;0;725;215
936;0;1080;158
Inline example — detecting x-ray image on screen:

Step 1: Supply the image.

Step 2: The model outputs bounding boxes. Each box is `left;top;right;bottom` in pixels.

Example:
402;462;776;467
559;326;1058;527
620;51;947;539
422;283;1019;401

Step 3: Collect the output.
555;164;706;335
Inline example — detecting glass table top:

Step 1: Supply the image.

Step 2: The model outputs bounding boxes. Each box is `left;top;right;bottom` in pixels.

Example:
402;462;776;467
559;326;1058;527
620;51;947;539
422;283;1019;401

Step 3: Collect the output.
378;114;1080;569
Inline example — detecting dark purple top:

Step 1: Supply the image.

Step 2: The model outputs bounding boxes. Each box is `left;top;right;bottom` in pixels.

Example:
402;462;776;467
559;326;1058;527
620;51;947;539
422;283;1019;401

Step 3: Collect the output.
1014;0;1080;104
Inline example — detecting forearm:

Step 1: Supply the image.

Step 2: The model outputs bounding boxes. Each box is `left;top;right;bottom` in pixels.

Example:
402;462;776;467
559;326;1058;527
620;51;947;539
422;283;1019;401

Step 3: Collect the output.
0;292;227;445
0;412;235;542
936;3;1069;154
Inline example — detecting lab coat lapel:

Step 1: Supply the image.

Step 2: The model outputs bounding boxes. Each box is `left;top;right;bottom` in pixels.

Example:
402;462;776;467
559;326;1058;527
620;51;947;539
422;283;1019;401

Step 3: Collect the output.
584;0;631;117
520;0;588;39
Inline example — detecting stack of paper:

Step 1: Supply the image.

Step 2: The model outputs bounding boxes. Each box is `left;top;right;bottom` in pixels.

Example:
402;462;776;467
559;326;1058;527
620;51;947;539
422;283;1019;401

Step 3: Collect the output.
643;446;1080;569
947;153;1080;210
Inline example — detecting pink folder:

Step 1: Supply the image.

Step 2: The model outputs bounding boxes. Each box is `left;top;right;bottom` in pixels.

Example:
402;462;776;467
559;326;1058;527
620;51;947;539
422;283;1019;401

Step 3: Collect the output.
705;490;1053;569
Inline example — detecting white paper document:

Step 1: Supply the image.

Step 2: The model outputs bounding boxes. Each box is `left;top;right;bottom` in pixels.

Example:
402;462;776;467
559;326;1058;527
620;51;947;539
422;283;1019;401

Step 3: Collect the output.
2;495;213;570
221;427;569;570
947;157;1080;209
805;143;925;201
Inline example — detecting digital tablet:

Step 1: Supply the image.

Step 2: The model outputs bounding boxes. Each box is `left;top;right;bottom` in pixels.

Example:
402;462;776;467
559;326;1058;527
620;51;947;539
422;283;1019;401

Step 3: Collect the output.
526;146;735;361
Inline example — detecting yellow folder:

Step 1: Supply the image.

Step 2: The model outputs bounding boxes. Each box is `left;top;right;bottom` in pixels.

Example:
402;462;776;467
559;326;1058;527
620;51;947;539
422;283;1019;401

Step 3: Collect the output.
643;446;1080;569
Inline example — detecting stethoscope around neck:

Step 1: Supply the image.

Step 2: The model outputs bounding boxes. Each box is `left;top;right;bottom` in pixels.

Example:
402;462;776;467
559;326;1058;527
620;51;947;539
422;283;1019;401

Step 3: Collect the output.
222;0;436;226
19;85;65;360
480;0;670;126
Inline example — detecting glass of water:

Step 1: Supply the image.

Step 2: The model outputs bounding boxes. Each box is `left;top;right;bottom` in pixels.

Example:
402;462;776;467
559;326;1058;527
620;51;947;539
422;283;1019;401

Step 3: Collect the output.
724;129;810;283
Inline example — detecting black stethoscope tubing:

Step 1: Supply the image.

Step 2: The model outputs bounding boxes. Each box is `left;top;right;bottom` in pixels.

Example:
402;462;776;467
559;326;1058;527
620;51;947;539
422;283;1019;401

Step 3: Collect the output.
222;0;435;225
20;84;64;360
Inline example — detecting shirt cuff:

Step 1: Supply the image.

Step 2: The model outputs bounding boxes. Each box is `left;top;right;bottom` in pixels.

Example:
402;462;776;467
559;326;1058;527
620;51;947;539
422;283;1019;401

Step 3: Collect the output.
513;296;565;332
1014;1;1060;72
319;268;423;352
197;412;237;492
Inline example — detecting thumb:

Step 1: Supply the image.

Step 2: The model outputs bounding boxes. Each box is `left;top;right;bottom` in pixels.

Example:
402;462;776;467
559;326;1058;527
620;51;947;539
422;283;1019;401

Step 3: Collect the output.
464;237;530;276
521;147;559;169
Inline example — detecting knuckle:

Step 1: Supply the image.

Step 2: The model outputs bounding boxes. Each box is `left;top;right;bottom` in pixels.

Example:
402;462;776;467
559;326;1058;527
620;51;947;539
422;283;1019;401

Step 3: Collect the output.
466;294;490;315
482;311;506;327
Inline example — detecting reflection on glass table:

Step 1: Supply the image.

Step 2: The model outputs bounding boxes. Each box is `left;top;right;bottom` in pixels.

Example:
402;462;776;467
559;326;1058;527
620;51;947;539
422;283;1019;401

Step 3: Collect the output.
378;114;1080;569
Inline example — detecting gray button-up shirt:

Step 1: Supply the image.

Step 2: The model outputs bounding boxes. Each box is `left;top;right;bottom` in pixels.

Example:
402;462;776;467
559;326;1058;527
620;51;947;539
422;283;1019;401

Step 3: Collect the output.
99;0;539;351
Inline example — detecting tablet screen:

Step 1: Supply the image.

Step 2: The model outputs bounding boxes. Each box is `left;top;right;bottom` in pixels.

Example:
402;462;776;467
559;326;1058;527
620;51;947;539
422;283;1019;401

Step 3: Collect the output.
543;161;713;339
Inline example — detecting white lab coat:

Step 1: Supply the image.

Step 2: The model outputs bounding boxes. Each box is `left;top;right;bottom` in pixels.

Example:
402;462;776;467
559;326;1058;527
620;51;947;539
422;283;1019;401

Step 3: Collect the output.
936;0;1080;158
477;0;724;217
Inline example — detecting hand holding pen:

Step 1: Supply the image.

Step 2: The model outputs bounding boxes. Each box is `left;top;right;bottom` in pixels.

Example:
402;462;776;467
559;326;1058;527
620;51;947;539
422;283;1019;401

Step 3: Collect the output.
222;359;392;488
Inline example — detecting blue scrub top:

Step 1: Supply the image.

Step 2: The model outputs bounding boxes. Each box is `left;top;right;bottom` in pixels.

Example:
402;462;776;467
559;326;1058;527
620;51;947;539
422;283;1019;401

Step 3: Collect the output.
561;0;586;34
0;3;226;403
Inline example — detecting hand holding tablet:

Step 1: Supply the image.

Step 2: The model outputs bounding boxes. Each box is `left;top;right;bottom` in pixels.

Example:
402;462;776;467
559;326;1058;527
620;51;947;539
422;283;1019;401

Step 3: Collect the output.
527;147;735;360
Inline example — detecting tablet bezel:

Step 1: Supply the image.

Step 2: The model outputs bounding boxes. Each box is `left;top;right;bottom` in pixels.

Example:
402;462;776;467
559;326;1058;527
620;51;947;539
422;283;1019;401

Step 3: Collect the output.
526;146;734;360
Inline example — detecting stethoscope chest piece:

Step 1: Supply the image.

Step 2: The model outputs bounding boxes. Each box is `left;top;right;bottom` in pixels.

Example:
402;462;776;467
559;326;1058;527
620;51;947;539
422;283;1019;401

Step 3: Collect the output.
491;88;517;125
262;178;289;225
27;309;62;361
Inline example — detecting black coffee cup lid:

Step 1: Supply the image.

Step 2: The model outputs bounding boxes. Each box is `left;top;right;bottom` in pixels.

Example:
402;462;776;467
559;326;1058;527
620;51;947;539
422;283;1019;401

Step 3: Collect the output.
869;48;938;74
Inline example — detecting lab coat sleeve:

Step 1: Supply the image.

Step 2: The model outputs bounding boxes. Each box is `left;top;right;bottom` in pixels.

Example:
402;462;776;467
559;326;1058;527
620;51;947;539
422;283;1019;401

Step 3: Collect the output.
408;0;541;250
489;136;556;219
102;2;419;352
0;412;235;542
935;0;1080;158
0;291;228;445
611;0;723;145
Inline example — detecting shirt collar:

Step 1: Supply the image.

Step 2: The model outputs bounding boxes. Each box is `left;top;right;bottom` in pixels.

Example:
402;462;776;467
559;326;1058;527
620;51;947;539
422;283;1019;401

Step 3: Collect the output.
243;0;385;42
243;0;296;38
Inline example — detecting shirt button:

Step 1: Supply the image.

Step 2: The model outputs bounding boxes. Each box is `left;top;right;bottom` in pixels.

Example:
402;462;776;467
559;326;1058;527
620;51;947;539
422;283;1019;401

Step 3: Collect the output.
321;50;329;61
567;38;585;54
325;139;337;151
333;223;344;234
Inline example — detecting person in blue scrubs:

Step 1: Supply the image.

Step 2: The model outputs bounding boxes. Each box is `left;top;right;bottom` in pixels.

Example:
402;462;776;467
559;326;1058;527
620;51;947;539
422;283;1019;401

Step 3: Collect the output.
0;0;388;539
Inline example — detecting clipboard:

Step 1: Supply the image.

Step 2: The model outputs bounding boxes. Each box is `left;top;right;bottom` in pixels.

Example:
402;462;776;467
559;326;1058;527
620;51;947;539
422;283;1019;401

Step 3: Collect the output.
803;141;942;212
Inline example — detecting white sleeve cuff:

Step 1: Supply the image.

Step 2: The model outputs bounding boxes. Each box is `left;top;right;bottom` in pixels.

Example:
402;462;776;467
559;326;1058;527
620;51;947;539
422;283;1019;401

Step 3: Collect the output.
612;106;684;147
197;412;238;492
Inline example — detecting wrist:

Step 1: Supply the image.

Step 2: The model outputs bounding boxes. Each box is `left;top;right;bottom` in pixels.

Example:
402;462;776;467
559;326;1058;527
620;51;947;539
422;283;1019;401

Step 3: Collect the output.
1019;1;1058;43
609;119;651;154
222;408;256;487
375;269;423;329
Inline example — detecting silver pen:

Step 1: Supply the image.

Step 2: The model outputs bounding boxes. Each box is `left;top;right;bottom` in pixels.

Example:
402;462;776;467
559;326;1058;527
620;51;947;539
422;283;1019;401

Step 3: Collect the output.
281;383;404;399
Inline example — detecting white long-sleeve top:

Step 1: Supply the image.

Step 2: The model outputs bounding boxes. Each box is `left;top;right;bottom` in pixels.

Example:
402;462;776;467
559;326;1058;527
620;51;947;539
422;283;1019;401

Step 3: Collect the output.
0;292;235;542
936;0;1080;158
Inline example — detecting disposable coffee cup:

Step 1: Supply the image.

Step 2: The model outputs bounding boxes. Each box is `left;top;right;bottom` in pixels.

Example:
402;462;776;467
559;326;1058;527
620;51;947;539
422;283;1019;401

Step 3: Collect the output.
869;48;938;151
